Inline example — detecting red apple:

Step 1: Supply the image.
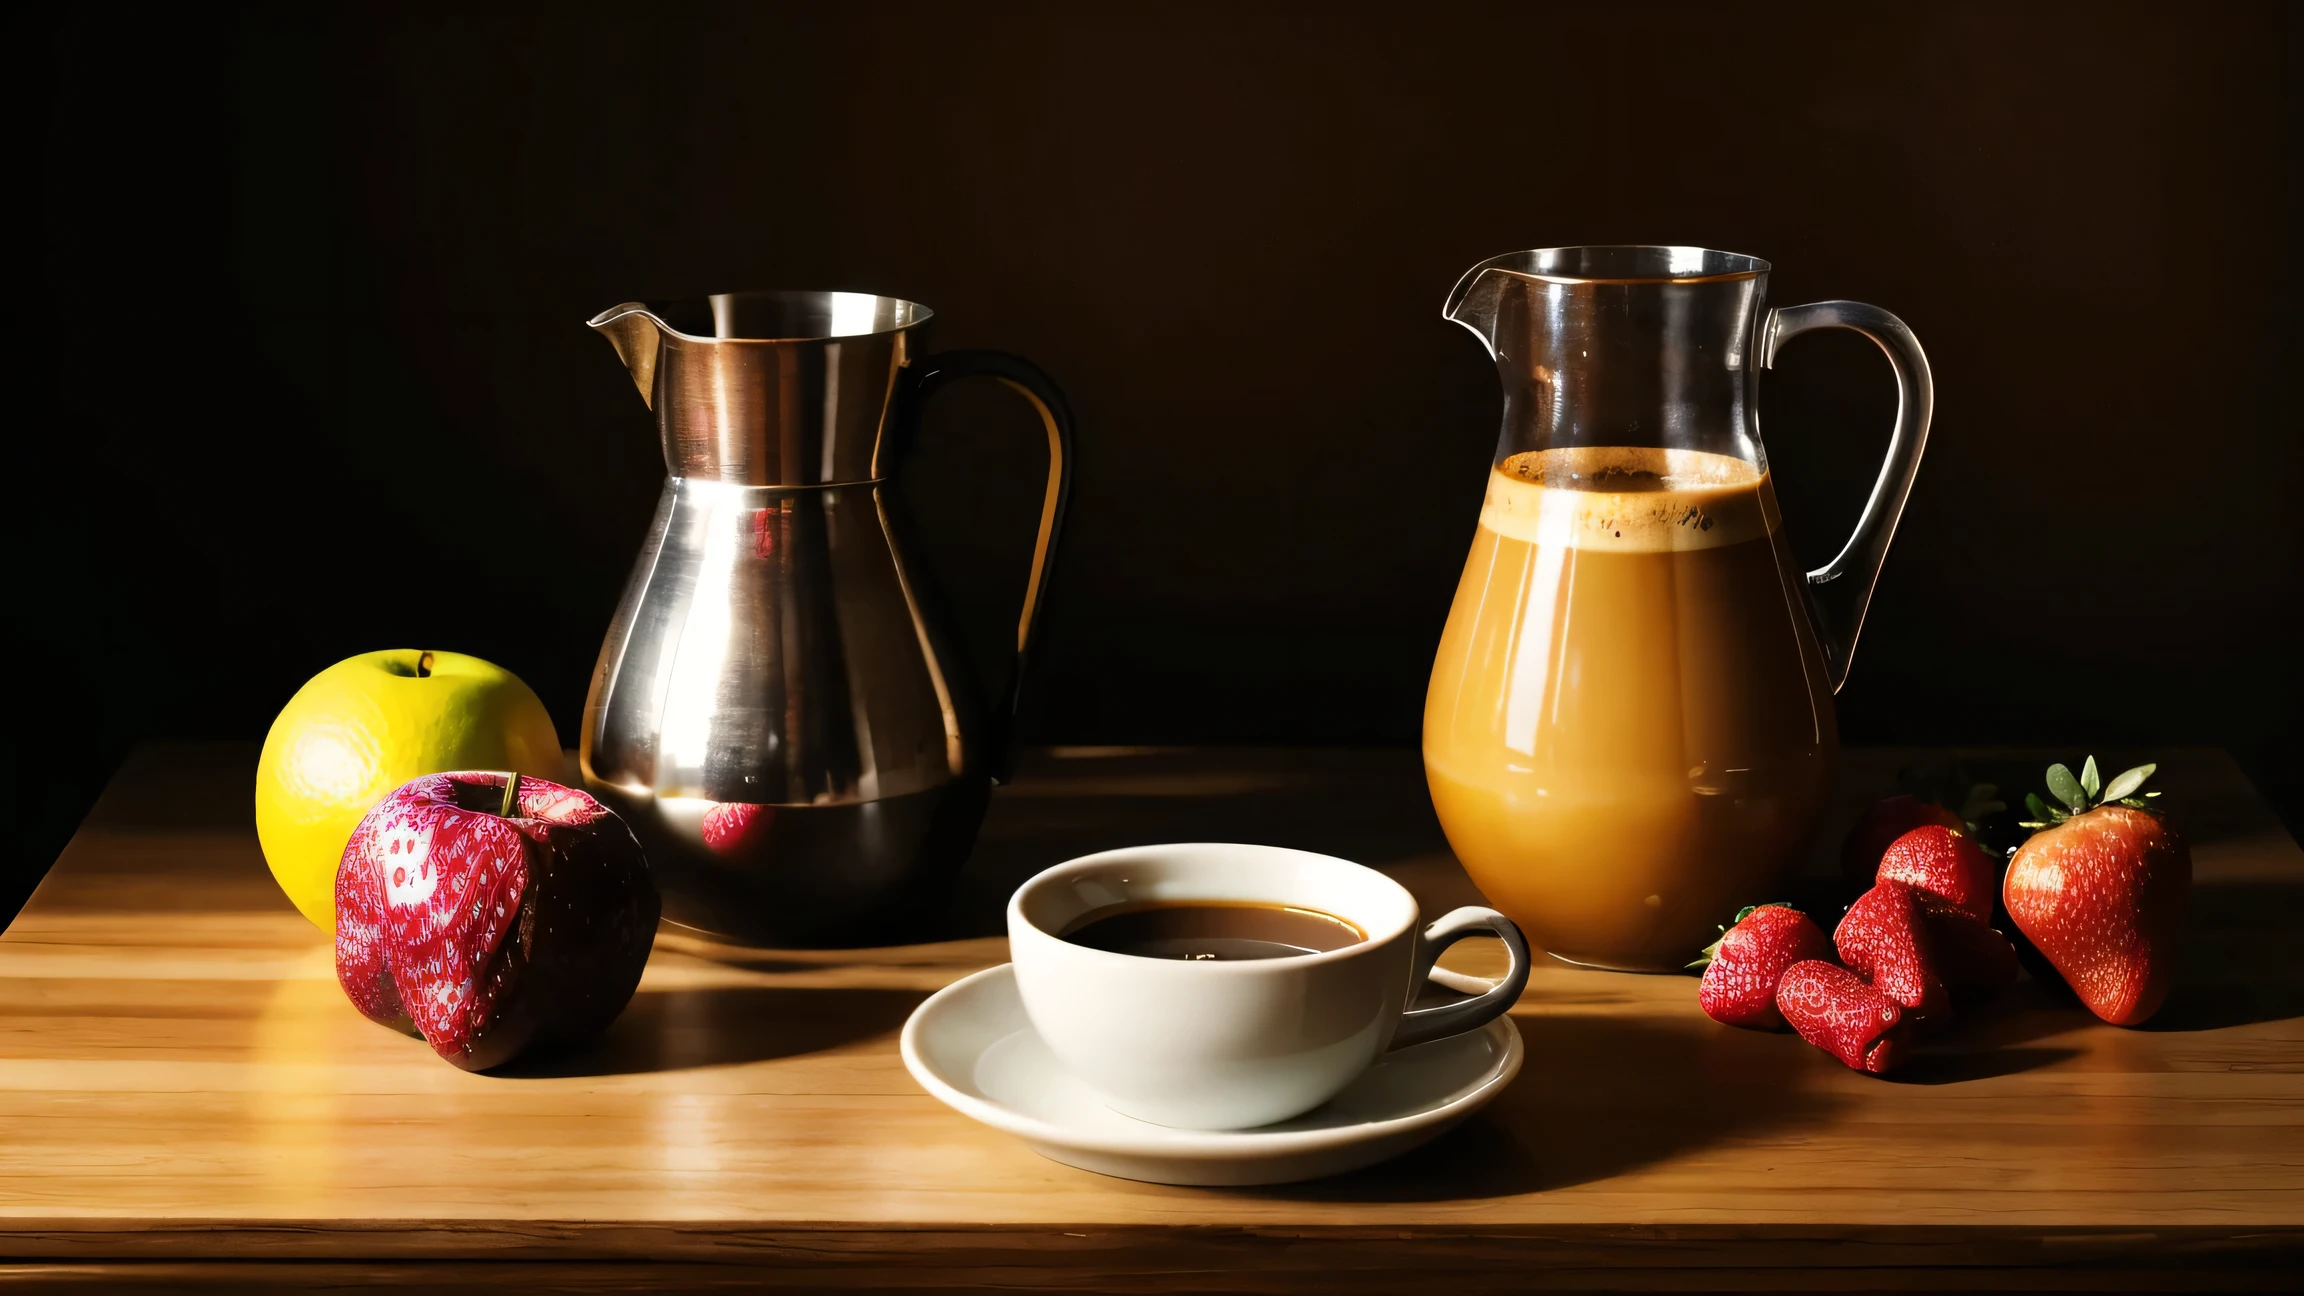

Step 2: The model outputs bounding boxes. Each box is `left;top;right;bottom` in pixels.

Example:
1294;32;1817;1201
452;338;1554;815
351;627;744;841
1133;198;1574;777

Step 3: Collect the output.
335;825;412;1035
335;771;659;1070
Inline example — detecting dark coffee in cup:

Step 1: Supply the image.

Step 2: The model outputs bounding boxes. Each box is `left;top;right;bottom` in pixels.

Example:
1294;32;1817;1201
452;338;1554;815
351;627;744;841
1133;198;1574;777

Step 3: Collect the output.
1059;900;1365;961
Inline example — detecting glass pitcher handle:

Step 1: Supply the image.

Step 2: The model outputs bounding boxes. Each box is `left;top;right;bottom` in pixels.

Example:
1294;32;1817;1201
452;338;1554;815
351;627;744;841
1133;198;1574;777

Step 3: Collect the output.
908;351;1076;783
1764;302;1934;693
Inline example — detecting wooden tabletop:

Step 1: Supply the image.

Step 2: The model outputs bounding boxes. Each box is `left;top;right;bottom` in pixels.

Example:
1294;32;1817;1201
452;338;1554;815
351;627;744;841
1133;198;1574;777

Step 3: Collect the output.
4;744;2299;1292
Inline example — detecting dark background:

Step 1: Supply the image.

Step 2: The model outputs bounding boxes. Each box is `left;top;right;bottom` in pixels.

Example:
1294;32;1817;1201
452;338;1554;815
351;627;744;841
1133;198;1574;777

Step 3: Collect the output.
21;2;2302;923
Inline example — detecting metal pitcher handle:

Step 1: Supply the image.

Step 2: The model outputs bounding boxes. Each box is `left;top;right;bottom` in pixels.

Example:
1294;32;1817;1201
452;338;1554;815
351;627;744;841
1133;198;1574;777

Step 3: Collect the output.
1764;302;1933;693
907;351;1076;783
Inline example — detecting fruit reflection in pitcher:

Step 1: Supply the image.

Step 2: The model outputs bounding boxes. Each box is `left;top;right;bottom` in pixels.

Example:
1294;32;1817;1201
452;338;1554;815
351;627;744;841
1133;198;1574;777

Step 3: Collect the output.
1424;247;1932;971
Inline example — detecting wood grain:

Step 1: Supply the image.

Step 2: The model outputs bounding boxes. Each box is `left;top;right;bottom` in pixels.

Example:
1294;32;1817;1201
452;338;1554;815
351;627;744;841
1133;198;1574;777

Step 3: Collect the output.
2;744;2299;1290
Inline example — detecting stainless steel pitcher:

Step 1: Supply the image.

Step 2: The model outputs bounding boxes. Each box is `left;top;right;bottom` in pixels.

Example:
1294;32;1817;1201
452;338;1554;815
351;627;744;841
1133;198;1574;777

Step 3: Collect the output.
581;292;1072;945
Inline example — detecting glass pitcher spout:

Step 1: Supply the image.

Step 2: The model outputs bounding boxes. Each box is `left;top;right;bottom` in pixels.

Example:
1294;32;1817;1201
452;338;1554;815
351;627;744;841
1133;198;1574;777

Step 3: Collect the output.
1442;246;1773;477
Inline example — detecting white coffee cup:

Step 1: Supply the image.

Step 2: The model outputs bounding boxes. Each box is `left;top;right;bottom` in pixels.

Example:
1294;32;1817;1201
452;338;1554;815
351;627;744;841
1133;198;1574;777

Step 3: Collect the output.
1006;843;1530;1130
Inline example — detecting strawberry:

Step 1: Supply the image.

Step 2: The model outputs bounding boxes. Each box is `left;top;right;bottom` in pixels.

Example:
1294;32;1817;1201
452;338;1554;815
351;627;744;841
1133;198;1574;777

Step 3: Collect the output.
1841;795;1965;881
1691;904;1833;1030
1834;881;1949;1023
2005;758;2189;1026
337;770;660;1070
700;800;771;856
1877;824;1997;923
1923;912;2018;1003
1775;960;1912;1074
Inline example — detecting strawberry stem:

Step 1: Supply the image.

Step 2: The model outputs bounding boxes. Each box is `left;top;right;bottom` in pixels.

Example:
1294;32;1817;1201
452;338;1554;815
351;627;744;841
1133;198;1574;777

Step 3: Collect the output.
498;772;519;819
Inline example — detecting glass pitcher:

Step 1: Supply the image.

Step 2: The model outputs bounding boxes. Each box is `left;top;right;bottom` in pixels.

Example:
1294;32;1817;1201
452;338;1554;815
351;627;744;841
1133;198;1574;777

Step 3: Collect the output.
1424;246;1931;971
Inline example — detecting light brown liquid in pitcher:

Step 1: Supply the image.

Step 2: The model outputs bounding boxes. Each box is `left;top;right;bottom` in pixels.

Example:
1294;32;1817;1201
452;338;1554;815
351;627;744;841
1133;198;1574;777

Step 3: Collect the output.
1424;447;1836;970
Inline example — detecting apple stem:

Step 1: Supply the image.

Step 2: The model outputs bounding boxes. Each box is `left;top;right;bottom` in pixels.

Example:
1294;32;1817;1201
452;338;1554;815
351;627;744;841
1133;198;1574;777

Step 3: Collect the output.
499;772;519;819
416;651;434;678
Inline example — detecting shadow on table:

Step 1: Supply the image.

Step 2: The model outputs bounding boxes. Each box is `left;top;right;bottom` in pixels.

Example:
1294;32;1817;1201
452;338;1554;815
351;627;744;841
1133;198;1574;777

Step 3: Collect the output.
495;985;927;1078
1979;883;2304;1034
1888;977;2095;1084
1893;1045;2084;1084
1898;997;2074;1082
2142;883;2304;1032
1244;972;2124;1203
1236;1012;1845;1202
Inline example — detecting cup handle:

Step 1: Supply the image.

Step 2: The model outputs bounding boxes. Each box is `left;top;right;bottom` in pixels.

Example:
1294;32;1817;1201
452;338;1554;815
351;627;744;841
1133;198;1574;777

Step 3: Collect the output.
1389;906;1531;1050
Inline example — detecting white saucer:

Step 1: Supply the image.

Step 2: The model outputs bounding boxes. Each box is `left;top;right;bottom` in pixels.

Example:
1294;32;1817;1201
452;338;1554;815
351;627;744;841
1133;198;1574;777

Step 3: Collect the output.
899;963;1523;1186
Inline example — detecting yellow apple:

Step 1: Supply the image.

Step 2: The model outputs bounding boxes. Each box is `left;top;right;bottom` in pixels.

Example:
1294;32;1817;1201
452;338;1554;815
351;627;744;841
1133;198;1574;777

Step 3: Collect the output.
254;650;563;930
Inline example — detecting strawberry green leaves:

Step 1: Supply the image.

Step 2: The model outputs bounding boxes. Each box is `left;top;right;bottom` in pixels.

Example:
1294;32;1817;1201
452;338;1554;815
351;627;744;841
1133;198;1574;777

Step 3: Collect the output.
2101;763;2154;804
2046;762;2087;813
2019;757;2160;828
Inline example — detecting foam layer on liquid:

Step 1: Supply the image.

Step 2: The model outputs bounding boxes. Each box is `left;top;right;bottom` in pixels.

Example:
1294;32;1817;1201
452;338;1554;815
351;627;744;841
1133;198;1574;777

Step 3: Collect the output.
1478;446;1776;553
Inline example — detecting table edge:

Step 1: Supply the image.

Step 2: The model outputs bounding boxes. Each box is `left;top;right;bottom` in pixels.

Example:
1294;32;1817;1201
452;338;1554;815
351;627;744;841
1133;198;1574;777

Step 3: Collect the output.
5;1219;2300;1266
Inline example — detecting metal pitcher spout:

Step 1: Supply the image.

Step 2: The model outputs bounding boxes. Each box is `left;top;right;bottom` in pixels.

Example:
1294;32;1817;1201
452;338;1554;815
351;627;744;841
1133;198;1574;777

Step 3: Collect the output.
582;292;933;487
587;303;667;408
